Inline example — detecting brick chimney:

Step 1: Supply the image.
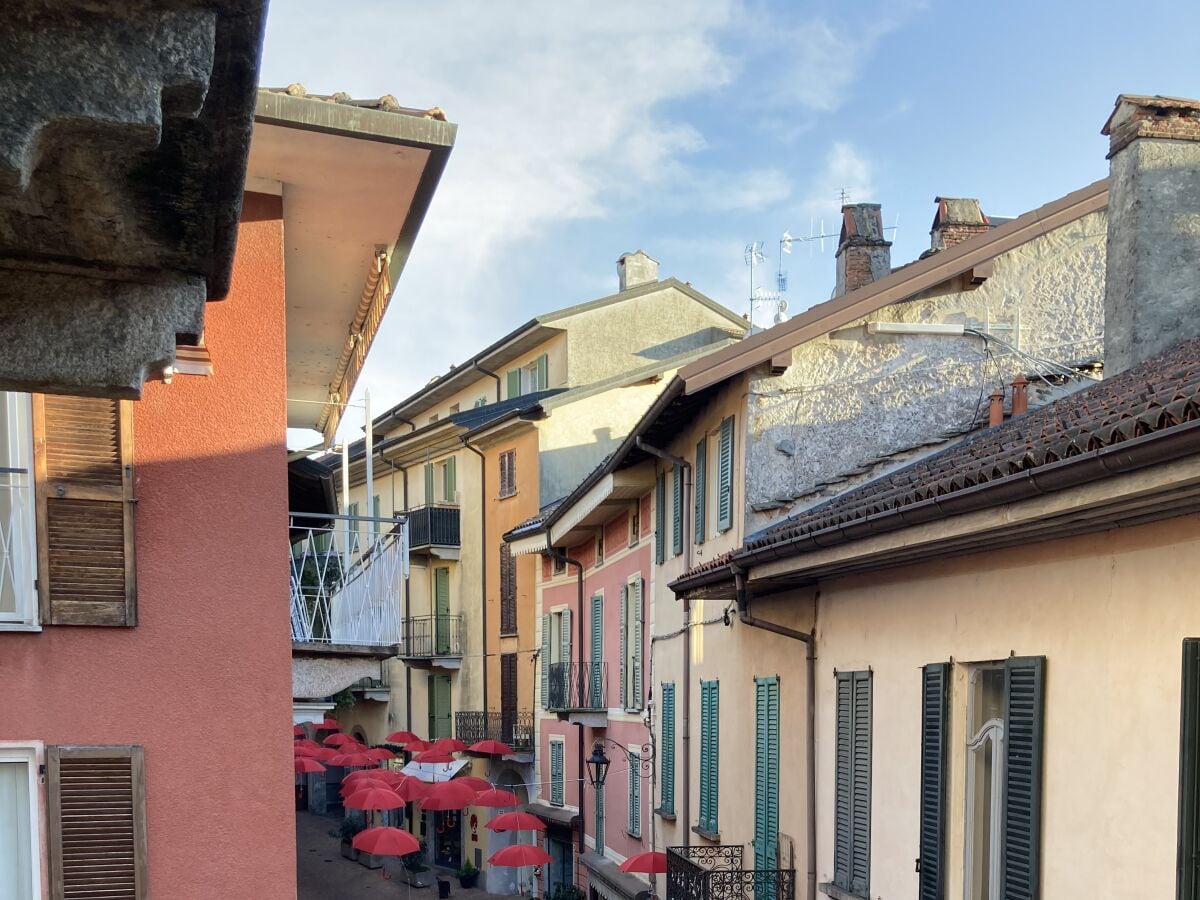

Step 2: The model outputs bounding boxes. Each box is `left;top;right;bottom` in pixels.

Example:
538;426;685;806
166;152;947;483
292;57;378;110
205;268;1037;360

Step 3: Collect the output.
834;203;891;296
617;250;659;291
1102;94;1200;374
930;197;989;252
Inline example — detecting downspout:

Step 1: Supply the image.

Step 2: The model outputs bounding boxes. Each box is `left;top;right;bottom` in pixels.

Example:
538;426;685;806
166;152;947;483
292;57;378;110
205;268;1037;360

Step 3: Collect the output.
474;361;502;402
552;548;587;856
396;459;413;734
730;562;816;900
634;437;693;846
462;436;490;715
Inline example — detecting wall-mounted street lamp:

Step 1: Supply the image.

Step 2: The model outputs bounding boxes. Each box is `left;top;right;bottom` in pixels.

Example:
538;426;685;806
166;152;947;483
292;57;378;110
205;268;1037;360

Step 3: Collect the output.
586;742;612;789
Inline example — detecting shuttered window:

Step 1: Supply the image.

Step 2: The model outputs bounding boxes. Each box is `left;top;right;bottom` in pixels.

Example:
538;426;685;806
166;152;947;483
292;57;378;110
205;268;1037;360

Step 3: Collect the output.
671;463;683;557
628;749;641;837
1001;656;1045;900
918;662;949;900
443;456;456;502
631;578;643;710
33;395;136;627
698;679;720;835
833;670;871;896
506;369;521;399
754;676;780;875
590;593;603;706
660;683;676;815
500;544;517;634
428;674;452;739
536;354;549;391
47;745;147;900
716;416;734;532
424;463;435;503
1180;640;1200;900
541;613;552;708
654;473;665;565
620;584;629;708
694;437;706;544
499;449;516;498
550;739;565;806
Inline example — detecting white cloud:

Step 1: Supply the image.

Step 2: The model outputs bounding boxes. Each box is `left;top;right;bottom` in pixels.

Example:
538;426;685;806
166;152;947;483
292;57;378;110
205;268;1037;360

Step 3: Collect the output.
799;141;876;220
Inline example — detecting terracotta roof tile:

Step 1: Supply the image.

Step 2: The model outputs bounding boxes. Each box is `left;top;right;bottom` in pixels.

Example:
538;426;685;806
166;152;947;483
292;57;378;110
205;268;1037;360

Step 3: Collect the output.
261;84;447;120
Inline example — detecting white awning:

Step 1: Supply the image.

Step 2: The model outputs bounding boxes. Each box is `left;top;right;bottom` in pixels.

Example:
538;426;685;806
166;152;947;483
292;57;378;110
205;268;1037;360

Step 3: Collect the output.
401;759;470;783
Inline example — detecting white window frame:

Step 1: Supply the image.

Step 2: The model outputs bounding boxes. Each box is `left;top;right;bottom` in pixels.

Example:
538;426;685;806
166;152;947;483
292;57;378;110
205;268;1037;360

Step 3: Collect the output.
0;742;44;900
964;664;1005;900
521;362;540;394
0;392;38;631
549;608;564;665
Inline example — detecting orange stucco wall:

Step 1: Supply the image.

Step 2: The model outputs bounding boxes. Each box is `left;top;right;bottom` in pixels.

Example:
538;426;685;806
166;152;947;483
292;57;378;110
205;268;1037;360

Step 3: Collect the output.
3;191;296;898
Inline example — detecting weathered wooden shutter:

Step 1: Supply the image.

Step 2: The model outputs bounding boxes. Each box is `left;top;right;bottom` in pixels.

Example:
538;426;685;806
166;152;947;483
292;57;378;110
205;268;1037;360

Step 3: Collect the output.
1001;656;1045;900
501;652;517;725
1180;640;1200;900
541;613;552;707
590;593;603;705
550;740;564;805
717;415;734;532
619;584;628;708
536;354;549;391
500;544;516;634
660;683;676;814
632;577;643;709
754;676;780;874
434;567;450;654
654;473;665;565
46;745;147;900
506;369;521;399
628;749;641;837
694;437;706;544
918;662;949;900
699;679;720;834
443;456;456;502
33;395;136;626
671;463;683;557
424;463;435;503
834;670;871;895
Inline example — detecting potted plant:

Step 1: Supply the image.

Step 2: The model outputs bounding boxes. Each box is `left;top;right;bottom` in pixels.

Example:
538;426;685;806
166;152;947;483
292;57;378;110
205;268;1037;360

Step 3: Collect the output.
338;817;364;862
403;840;432;888
457;860;480;889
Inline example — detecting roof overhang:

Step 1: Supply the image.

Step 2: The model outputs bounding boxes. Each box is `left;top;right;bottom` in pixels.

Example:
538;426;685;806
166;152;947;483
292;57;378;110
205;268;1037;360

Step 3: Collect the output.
549;470;654;547
247;91;456;441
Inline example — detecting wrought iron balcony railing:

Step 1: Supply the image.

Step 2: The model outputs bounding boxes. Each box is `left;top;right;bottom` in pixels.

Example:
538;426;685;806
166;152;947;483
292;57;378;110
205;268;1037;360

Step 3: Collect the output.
398;614;463;658
407;504;461;552
547;661;607;711
454;710;534;752
667;845;796;900
290;512;408;648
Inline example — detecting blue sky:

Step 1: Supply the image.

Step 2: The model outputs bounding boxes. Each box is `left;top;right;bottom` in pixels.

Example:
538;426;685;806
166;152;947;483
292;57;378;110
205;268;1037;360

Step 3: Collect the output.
262;0;1200;444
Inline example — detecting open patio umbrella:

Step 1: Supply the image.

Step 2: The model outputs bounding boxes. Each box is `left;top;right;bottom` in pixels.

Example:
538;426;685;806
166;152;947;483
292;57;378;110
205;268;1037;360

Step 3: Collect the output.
456;775;493;793
310;747;339;763
385;730;420;745
342;769;391;787
404;739;432;753
420;779;478;811
329;751;374;768
324;732;358;747
414;749;455;764
293;724;306;737
474;788;520;808
619;851;668;874
294;738;321;751
364;747;397;762
368;769;407;787
316;718;341;731
489;844;551;867
393;776;430;803
344;787;407;812
294;757;326;774
341;778;391;797
352;825;420;856
486;811;546;833
468;739;513;756
432;737;468;753
293;744;320;758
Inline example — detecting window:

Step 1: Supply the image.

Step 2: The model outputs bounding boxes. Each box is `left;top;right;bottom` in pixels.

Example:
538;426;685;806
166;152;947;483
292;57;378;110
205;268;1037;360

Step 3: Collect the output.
550;738;565;806
627;748;642;837
694;436;706;545
540;608;571;708
964;665;1004;900
659;683;676;815
0;745;41;899
629;505;640;547
717;415;734;532
671;463;683;557
449;403;460;414
473;396;488;409
500;544;517;635
441;456;457;503
589;593;604;706
698;679;720;835
553;551;566;576
595;530;604;567
429;413;439;424
506;368;521;399
499;450;516;498
832;670;871;897
512;354;550;397
0;392;36;629
428;674;452;739
654;472;665;565
620;578;643;710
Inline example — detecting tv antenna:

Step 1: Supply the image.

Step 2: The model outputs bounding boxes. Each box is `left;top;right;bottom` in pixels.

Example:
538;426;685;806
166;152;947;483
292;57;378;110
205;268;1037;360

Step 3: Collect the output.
744;241;788;327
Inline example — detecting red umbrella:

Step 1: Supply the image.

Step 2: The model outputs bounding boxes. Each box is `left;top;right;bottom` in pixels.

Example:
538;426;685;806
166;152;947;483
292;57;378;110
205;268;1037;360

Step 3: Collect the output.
364;747;397;762
420;780;478;811
293;724;306;737
344;787;407;811
324;733;358;747
294;757;326;774
414;749;455;764
386;730;420;745
393;776;430;803
456;776;493;793
342;769;390;787
619;851;668;874
340;778;391;796
474;788;520;808
404;739;432;753
295;738;321;751
368;769;407;787
316;718;341;731
310;747;339;763
432;737;468;753
293;744;319;758
486;811;546;833
468;739;513;756
329;752;374;767
352;826;420;856
489;844;552;867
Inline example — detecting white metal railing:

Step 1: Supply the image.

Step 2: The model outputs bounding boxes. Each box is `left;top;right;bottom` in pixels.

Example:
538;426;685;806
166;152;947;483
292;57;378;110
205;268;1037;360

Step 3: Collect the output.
289;512;409;647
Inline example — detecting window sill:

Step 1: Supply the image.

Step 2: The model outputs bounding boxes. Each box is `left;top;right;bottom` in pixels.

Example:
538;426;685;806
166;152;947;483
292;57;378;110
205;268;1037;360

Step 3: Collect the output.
499;631;519;639
0;621;42;633
624;830;642;840
653;808;676;821
818;883;868;900
498;492;518;501
691;826;721;843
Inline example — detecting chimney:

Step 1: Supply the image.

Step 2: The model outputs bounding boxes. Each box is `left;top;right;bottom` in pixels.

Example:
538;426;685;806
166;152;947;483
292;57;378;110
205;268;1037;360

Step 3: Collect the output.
930;197;989;252
835;204;891;296
1102;94;1200;374
617;250;659;291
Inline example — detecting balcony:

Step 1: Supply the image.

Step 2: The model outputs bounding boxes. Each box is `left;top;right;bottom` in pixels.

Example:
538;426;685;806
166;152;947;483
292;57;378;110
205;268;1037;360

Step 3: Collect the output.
398;614;463;669
455;711;534;753
667;845;796;900
407;504;461;558
547;662;607;726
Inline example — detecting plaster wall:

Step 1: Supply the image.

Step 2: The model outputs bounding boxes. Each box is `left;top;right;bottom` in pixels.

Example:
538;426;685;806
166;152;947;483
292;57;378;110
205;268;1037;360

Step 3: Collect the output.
1;191;296;898
806;513;1200;900
745;210;1108;533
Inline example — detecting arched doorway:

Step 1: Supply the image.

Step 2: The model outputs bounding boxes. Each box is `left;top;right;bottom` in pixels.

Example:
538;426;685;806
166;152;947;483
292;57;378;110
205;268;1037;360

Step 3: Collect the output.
486;766;531;895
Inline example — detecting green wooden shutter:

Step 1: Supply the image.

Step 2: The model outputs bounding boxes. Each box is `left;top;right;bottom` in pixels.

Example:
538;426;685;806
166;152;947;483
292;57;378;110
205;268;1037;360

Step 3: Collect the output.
443;456;456;502
835;670;872;895
918;663;949;900
372;494;381;519
596;776;606;853
754;676;780;875
660;683;676;815
834;674;853;889
628;750;641;837
424;463;434;503
672;463;683;556
632;578;643;709
619;584;628;708
428;675;452;740
699;679;720;834
541;613;552;707
561;608;572;665
550;741;564;806
434;567;451;654
536;354;549;391
1001;656;1045;900
1180;640;1200;900
590;594;603;706
717;416;734;531
694;437;706;544
506;368;521;399
655;473;665;565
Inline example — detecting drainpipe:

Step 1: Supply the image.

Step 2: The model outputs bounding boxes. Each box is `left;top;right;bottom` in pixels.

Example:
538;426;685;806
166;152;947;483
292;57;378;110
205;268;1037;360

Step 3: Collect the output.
474;361;502;403
396;459;413;735
634;437;693;846
462;437;489;715
551;548;587;855
730;563;816;900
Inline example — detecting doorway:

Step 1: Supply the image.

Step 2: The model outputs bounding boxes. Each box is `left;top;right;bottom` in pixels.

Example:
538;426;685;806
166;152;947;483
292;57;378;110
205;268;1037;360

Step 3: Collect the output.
433;809;463;869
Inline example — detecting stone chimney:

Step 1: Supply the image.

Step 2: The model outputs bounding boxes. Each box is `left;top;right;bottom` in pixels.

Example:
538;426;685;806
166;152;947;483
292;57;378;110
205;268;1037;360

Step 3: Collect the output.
930;197;989;252
617;250;659;291
835;204;891;296
1102;94;1200;374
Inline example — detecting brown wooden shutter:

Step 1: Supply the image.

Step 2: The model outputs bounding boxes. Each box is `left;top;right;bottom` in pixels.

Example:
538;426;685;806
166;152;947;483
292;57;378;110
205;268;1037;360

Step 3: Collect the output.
47;745;148;900
32;395;136;626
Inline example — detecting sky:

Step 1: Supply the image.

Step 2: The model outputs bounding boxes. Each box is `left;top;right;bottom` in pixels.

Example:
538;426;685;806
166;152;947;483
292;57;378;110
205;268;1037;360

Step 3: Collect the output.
263;0;1200;447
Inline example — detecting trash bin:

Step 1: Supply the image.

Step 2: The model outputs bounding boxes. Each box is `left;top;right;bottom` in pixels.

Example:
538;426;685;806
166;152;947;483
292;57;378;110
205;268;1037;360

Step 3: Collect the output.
437;877;451;899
